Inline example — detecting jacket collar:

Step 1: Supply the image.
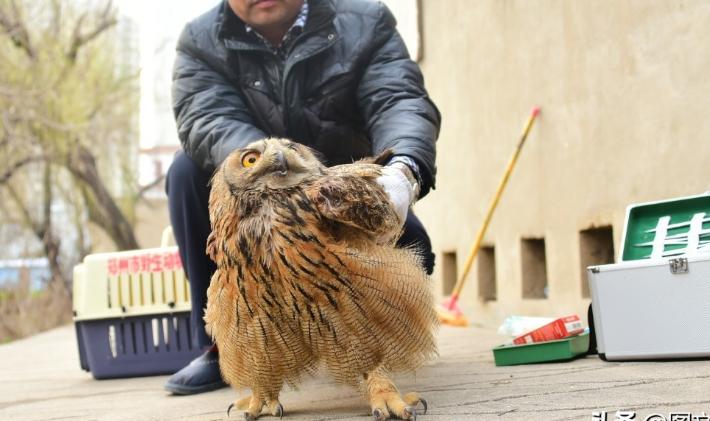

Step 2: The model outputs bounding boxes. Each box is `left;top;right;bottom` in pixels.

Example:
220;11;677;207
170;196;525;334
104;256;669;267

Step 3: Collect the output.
217;0;335;44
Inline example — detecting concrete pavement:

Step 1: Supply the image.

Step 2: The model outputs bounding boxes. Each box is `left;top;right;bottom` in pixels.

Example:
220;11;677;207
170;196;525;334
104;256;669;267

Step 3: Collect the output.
2;324;710;421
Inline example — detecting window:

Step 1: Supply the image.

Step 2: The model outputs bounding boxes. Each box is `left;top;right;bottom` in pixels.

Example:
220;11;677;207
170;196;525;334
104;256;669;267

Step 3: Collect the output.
442;251;457;295
477;246;497;301
521;238;548;299
579;226;615;298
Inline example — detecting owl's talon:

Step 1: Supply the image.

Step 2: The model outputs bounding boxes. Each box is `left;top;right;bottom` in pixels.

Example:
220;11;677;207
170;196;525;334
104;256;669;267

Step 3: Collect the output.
402;392;427;416
227;403;234;417
276;403;284;418
244;412;256;421
418;399;428;415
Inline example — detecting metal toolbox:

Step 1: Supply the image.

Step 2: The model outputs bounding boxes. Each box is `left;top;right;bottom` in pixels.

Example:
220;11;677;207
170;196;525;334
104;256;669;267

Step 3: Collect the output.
588;193;710;360
588;255;710;360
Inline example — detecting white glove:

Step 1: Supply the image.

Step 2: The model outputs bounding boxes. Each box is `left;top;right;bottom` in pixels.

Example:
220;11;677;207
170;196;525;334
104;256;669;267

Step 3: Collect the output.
376;165;416;225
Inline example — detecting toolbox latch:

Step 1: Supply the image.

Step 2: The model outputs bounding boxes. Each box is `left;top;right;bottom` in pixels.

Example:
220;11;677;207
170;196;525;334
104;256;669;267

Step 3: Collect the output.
669;257;689;274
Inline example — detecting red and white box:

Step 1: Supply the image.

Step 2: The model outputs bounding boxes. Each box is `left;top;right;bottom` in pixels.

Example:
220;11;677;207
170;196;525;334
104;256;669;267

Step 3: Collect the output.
512;315;584;345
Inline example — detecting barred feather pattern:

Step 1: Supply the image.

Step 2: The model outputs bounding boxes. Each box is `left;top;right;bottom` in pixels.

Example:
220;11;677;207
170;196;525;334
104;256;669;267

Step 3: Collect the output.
205;151;438;400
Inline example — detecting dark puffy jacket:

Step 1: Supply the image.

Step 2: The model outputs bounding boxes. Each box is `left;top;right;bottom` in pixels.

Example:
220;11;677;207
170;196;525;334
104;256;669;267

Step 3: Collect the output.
172;0;440;196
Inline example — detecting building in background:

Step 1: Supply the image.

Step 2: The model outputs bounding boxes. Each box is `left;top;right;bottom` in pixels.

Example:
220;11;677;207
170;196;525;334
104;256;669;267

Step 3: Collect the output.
113;1;219;247
415;0;710;328
117;1;220;199
0;259;50;291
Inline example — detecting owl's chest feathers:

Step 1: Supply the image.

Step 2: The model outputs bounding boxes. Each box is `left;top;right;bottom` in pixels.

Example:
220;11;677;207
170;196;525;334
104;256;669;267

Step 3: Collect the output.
220;191;354;323
228;190;326;285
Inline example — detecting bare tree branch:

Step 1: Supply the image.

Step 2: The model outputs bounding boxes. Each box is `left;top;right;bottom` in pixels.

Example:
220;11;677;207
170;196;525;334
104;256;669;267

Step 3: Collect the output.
86;70;141;119
68;144;139;250
55;178;90;258
0;0;35;59
41;161;51;237
136;175;166;201
66;0;117;63
5;166;70;291
21;109;86;132
0;154;45;185
50;0;62;38
6;183;41;237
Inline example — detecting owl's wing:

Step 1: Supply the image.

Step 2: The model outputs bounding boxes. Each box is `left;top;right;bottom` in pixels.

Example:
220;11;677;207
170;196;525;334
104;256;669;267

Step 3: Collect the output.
306;163;401;242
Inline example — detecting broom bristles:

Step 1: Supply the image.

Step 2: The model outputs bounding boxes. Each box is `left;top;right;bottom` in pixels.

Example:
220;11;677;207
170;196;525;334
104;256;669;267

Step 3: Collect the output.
437;295;469;327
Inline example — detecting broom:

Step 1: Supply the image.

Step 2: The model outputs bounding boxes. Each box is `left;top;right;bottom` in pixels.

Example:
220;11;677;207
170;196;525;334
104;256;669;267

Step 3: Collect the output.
438;106;541;327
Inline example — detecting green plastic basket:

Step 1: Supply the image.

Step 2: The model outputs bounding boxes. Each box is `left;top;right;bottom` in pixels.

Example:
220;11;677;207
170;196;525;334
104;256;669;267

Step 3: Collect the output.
492;333;590;366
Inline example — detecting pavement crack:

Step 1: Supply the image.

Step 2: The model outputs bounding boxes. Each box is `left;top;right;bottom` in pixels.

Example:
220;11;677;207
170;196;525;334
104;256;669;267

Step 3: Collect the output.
496;408;518;416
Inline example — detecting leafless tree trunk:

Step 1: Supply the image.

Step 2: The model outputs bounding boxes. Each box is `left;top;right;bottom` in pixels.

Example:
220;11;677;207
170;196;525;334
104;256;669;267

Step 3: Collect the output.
68;144;139;250
5;163;71;291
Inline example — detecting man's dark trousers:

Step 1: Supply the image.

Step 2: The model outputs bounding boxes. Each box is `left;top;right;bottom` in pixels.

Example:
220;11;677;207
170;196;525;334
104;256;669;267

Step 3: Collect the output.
166;151;436;349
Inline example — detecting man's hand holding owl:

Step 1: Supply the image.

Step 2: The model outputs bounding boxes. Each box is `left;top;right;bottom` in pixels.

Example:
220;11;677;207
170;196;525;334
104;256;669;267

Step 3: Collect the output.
377;157;422;225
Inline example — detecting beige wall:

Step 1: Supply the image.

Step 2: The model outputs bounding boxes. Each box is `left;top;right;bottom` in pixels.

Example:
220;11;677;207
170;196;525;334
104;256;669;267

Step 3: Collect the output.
415;0;710;328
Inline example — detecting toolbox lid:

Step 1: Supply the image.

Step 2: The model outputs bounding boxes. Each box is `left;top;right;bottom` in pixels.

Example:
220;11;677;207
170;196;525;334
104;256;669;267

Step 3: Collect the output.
619;193;710;261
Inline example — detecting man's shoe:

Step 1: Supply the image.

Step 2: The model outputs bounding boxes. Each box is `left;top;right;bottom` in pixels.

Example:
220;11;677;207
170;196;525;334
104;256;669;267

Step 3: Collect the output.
165;347;227;395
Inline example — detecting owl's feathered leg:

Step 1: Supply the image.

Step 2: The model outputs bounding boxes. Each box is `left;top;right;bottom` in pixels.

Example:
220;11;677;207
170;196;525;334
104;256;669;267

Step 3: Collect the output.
363;367;425;420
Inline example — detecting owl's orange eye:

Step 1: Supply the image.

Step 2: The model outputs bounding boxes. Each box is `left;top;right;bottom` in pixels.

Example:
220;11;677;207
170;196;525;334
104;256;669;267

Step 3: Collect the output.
241;151;261;168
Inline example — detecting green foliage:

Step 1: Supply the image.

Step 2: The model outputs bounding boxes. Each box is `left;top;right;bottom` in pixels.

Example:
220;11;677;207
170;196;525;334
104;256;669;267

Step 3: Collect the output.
0;0;142;286
0;0;139;199
0;0;141;250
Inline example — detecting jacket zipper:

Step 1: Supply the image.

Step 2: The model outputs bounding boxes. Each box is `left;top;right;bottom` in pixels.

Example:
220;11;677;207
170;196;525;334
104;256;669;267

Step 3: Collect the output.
280;28;339;132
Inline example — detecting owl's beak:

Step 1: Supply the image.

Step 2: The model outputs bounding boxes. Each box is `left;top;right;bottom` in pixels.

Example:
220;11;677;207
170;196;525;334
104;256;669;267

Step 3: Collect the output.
272;150;289;175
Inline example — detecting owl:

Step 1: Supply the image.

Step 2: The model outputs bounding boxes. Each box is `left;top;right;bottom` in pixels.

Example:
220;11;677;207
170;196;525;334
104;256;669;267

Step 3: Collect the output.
205;138;438;421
